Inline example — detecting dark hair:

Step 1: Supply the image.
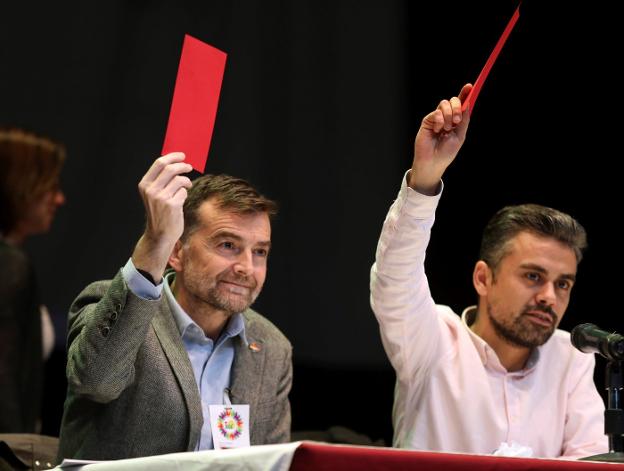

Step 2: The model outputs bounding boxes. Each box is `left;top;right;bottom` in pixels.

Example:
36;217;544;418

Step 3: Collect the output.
0;128;66;234
479;204;587;274
182;174;278;240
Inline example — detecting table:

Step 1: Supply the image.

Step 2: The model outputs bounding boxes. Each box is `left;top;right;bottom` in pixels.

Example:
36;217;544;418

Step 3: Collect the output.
60;442;624;470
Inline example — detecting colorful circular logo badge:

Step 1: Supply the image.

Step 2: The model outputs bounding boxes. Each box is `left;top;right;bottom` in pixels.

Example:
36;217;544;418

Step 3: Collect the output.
217;408;244;440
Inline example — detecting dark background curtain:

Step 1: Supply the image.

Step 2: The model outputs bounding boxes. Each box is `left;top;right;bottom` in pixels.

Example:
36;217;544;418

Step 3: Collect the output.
1;1;619;444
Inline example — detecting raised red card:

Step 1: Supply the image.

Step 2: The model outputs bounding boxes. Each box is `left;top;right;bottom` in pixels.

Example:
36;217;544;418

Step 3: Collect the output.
162;34;227;173
462;6;520;115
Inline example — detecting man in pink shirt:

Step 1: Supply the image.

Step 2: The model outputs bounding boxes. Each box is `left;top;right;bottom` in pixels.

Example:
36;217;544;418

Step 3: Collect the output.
370;84;607;458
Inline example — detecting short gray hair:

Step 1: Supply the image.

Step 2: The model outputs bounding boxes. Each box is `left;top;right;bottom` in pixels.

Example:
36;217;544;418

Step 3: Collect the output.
479;204;587;275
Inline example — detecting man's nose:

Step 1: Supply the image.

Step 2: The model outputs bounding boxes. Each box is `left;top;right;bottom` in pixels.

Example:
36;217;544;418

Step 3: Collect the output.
233;250;254;276
536;282;556;306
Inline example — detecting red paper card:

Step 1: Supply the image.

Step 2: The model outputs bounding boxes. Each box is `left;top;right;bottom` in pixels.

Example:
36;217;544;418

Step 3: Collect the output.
162;34;227;173
462;6;520;115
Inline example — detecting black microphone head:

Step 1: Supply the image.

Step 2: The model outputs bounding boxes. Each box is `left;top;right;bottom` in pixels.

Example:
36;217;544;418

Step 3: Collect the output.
571;323;624;361
571;323;599;353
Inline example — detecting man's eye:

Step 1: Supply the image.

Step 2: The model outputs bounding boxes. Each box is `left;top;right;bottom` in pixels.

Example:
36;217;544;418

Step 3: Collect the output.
526;272;540;282
557;280;571;290
254;248;268;257
221;241;235;250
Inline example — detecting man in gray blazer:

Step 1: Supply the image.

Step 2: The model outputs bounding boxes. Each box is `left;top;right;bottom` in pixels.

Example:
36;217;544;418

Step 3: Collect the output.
58;153;292;460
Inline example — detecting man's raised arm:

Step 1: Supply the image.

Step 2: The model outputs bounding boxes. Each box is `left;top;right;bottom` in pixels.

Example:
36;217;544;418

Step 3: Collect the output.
370;84;472;384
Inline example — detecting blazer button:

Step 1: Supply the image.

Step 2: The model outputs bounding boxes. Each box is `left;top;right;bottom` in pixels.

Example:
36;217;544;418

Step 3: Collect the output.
110;311;118;321
102;326;111;337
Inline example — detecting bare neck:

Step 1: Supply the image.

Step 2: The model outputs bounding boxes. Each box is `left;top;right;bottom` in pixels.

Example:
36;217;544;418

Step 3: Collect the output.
171;277;229;341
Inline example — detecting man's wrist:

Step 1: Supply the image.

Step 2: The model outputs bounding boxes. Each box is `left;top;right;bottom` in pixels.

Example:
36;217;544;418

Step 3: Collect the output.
122;258;163;300
407;170;442;196
136;268;157;286
131;234;176;283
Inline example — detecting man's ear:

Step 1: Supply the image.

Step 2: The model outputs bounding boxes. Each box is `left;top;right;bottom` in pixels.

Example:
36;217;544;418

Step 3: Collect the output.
473;260;492;297
168;240;184;272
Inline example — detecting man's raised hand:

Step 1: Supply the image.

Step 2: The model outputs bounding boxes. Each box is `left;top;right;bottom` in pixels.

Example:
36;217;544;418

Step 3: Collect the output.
409;84;472;195
132;152;193;283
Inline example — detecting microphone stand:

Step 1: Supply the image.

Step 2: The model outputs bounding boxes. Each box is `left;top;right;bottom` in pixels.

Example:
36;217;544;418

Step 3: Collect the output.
581;360;624;462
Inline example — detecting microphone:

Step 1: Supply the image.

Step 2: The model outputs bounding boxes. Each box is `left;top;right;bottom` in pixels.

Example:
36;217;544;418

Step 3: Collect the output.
571;323;624;361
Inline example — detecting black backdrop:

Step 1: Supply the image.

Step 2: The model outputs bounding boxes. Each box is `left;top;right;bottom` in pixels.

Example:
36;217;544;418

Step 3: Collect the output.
1;1;620;444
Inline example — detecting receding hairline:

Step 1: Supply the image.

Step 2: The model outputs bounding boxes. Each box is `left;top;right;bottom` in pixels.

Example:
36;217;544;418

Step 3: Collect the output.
483;229;582;271
194;194;275;218
182;196;273;239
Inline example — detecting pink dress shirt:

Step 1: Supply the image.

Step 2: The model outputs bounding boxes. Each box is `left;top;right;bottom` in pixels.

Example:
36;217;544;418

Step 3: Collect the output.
370;176;607;459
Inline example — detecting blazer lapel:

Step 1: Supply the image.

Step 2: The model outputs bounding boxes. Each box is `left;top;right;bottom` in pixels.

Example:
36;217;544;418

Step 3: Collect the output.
152;298;203;450
230;312;266;432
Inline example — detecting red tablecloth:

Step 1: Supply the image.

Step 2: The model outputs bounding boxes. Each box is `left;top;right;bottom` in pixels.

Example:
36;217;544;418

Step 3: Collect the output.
291;442;623;471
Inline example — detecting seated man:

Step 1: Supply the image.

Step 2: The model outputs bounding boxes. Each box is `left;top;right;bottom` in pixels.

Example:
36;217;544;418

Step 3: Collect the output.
370;85;606;458
58;153;292;460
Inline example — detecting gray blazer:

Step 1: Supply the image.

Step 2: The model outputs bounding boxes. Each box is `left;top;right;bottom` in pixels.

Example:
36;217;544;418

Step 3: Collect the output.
58;270;292;460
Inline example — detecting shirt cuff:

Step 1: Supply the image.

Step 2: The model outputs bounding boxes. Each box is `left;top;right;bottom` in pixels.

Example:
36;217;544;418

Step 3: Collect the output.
122;258;163;300
396;170;444;218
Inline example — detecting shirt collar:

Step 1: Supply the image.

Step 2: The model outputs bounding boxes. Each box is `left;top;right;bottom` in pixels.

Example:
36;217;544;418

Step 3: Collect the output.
461;306;540;374
163;271;247;345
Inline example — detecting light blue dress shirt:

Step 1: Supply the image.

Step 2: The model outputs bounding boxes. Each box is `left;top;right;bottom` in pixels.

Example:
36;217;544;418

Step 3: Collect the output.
122;259;246;449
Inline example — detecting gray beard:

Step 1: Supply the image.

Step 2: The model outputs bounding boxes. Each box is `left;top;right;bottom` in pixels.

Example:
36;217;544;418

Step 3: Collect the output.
204;284;258;316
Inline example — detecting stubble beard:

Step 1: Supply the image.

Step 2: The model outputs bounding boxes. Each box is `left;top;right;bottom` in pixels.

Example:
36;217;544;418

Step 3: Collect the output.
205;273;260;315
183;268;260;317
487;303;558;348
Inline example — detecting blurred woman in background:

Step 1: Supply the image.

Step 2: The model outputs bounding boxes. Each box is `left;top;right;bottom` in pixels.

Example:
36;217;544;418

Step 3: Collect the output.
0;128;66;433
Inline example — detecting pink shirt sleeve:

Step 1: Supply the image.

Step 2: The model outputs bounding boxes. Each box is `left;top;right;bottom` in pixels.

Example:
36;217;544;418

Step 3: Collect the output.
370;172;444;385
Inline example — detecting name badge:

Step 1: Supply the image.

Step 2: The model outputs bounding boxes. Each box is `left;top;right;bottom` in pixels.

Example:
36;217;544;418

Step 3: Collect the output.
209;404;251;449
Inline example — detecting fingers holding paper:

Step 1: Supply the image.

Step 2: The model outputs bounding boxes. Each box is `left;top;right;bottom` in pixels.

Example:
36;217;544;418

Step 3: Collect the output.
409;84;472;195
132;152;193;283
